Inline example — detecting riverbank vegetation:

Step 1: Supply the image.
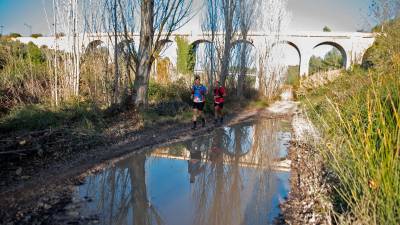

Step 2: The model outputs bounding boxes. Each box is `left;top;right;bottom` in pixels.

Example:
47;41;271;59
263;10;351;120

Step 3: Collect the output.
299;17;400;224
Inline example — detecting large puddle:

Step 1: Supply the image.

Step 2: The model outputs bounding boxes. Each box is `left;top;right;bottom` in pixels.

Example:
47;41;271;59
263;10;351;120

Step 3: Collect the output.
69;118;292;225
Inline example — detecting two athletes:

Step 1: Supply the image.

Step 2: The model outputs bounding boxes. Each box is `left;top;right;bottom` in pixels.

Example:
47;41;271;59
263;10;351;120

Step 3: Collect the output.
191;76;226;130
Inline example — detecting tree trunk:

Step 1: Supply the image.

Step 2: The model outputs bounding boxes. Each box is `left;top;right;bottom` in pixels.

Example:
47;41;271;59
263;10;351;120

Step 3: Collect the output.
209;31;216;88
132;0;154;107
53;0;59;106
220;0;235;86
220;35;231;85
237;40;248;97
112;0;120;105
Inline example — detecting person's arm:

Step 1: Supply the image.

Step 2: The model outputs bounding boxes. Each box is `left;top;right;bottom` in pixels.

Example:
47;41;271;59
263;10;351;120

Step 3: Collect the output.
200;86;207;96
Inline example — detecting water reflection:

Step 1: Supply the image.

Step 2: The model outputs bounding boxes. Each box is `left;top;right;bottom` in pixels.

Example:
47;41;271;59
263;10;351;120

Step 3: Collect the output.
72;119;291;225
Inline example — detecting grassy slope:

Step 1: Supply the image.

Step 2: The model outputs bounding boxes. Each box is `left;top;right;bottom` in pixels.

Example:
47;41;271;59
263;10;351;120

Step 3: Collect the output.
300;64;400;224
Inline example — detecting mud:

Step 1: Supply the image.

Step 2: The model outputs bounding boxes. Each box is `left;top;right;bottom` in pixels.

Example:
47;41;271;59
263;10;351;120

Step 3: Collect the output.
279;111;333;225
0;106;276;225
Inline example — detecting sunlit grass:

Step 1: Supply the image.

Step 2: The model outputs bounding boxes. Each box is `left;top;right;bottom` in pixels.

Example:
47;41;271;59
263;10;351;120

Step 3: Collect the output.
0;99;104;133
301;69;400;224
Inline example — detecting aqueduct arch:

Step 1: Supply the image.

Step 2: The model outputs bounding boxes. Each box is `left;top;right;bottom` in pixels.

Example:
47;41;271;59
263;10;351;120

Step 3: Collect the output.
17;31;375;77
312;41;349;70
85;40;105;54
190;39;216;74
271;40;302;65
117;39;137;56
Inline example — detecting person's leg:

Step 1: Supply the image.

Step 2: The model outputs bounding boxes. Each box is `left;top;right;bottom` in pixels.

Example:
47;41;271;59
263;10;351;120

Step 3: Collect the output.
200;110;205;127
199;102;205;127
214;103;219;124
219;103;224;123
192;105;198;129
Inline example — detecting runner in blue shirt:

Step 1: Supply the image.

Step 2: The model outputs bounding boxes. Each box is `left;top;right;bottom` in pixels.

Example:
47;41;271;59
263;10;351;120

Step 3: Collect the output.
191;75;207;129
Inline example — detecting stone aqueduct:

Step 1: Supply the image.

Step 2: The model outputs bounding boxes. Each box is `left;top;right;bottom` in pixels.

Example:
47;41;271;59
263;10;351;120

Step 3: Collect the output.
16;31;375;76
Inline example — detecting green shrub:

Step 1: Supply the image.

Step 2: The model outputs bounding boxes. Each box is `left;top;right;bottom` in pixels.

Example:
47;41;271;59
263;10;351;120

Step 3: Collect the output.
8;33;22;38
27;42;46;64
30;33;43;38
0;100;103;133
148;78;191;104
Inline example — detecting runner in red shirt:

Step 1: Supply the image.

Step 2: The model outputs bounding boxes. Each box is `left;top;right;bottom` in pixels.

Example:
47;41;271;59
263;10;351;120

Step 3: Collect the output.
213;80;226;125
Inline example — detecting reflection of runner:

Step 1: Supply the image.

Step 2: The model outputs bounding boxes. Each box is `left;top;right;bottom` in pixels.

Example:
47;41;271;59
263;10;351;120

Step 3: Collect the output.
188;150;205;183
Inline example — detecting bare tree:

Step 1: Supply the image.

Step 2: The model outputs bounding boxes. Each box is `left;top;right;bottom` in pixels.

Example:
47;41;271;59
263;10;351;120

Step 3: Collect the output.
112;0;120;105
236;0;258;97
132;0;193;107
202;0;220;88
52;0;59;106
70;0;81;96
256;0;291;99
369;0;400;32
219;0;239;86
53;0;84;98
118;0;137;101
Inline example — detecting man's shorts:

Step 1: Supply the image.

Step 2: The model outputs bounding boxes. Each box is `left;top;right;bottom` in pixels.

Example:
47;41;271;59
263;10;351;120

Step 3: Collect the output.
214;102;224;109
193;102;205;111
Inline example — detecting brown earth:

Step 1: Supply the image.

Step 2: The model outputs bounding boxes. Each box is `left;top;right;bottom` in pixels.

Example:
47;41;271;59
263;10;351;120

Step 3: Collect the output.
279;140;333;225
0;105;268;225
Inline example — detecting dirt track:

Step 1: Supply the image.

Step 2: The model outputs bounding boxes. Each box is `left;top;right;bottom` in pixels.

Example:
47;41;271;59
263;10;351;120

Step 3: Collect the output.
0;107;270;224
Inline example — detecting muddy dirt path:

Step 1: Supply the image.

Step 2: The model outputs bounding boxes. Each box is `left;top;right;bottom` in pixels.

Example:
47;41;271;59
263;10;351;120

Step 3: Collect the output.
0;90;301;224
0;106;293;224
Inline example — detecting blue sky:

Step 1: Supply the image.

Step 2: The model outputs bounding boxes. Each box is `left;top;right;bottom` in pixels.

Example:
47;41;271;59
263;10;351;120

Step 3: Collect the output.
0;0;53;35
287;0;372;31
0;0;373;36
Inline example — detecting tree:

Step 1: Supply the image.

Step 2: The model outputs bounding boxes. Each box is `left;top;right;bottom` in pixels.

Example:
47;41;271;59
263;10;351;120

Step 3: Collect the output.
55;32;65;38
256;0;291;99
369;0;400;32
203;0;239;87
219;0;239;86
27;42;46;64
9;33;22;38
309;56;323;74
116;0;138;104
323;26;331;32
309;48;343;74
132;0;193;107
53;0;82;97
323;48;343;68
236;0;258;97
107;0;120;105
364;18;400;69
30;33;43;38
202;0;220;88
